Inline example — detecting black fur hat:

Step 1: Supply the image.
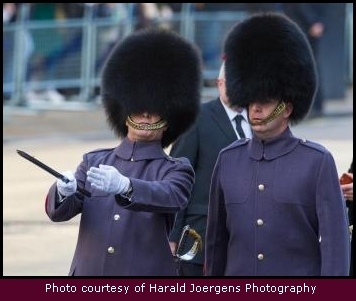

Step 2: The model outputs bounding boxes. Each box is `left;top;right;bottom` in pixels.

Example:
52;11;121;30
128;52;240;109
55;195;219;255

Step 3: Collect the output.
101;28;202;147
224;13;317;123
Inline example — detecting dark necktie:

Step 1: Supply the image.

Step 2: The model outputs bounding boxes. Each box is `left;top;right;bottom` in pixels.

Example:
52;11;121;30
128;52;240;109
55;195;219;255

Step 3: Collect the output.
234;115;246;139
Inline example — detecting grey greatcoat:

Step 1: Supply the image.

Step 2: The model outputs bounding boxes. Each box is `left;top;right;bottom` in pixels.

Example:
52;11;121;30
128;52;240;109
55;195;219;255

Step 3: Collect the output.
45;138;194;276
205;127;350;276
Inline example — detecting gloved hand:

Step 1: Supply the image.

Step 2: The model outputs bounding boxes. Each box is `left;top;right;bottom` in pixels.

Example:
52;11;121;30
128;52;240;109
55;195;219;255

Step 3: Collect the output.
57;171;77;197
87;164;130;195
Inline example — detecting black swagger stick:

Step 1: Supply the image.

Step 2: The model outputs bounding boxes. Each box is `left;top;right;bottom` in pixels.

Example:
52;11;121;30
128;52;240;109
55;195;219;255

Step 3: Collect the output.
17;149;91;197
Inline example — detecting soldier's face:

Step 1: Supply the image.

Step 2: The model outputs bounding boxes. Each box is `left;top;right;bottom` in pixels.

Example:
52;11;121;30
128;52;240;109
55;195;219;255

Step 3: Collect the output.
126;112;167;142
248;100;292;139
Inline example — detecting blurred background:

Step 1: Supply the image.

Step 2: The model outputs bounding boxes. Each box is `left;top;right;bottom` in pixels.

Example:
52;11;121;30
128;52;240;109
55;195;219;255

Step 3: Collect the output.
3;3;353;276
3;3;353;107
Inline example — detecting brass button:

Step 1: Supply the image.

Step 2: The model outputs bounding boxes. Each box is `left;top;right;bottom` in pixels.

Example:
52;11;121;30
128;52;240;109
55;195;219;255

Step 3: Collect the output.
257;219;264;226
258;184;265;191
114;214;120;221
257;253;264;260
107;247;115;254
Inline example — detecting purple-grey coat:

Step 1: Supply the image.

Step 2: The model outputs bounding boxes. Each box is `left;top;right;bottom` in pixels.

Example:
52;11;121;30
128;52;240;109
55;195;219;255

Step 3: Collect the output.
46;138;194;276
205;127;350;276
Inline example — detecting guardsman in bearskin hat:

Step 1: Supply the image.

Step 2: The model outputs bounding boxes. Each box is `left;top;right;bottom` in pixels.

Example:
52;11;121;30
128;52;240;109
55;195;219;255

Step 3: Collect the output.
205;12;350;276
45;28;202;276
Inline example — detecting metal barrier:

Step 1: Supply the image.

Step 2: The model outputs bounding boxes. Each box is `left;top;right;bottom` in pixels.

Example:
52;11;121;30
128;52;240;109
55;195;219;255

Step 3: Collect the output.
4;4;136;106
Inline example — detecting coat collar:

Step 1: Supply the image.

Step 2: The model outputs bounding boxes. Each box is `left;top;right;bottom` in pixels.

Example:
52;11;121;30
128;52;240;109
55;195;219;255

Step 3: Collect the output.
250;127;299;160
114;137;167;161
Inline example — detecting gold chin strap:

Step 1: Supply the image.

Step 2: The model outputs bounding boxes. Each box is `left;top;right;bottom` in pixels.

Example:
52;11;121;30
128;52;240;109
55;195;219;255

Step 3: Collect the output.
126;115;167;131
249;101;286;126
174;225;203;261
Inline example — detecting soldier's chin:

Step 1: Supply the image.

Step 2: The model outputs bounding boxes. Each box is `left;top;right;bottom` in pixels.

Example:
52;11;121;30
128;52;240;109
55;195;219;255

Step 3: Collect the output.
250;119;266;126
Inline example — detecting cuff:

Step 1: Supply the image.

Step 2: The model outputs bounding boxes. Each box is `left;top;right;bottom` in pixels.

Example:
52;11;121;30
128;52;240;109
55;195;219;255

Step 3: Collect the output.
120;182;133;202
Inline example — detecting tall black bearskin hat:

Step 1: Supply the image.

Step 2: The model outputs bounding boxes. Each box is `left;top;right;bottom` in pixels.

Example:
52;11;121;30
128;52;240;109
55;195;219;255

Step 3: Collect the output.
224;13;317;123
101;28;202;147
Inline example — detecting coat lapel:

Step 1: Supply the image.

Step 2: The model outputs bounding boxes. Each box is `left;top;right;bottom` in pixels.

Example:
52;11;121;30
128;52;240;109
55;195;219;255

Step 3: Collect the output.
210;98;237;142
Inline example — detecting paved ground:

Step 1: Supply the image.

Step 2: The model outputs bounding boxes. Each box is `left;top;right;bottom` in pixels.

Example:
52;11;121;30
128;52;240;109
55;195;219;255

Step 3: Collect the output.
3;87;353;276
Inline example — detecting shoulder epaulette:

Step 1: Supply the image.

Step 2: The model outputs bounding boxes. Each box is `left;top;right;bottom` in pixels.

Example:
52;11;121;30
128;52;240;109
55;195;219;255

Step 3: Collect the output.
222;138;249;153
298;138;327;153
166;155;187;163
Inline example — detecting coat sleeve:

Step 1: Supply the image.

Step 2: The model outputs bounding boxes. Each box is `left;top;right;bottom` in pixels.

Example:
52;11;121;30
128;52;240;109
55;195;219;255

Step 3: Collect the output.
115;157;195;214
169;124;199;242
316;151;351;275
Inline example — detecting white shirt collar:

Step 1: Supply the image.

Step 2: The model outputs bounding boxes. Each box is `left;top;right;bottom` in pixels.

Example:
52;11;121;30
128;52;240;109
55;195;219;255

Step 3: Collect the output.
219;98;252;139
219;98;247;121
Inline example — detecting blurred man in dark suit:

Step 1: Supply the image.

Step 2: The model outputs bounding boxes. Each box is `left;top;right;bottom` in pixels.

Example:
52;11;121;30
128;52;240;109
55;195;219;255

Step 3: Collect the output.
169;62;252;276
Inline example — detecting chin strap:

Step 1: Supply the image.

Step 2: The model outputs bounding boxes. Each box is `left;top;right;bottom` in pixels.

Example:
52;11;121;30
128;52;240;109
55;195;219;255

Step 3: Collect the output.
126;115;167;131
174;225;203;261
249;101;286;126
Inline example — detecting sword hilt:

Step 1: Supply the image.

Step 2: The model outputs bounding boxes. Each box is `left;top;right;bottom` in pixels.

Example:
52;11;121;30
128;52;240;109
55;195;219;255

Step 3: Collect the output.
174;225;203;261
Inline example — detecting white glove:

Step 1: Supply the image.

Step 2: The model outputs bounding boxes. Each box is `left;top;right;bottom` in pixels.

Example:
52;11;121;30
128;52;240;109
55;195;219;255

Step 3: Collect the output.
56;171;77;197
87;164;130;195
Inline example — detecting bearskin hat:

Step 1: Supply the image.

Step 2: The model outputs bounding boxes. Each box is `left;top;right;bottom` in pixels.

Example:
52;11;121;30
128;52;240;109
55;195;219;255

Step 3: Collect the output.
224;13;317;123
101;28;202;147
